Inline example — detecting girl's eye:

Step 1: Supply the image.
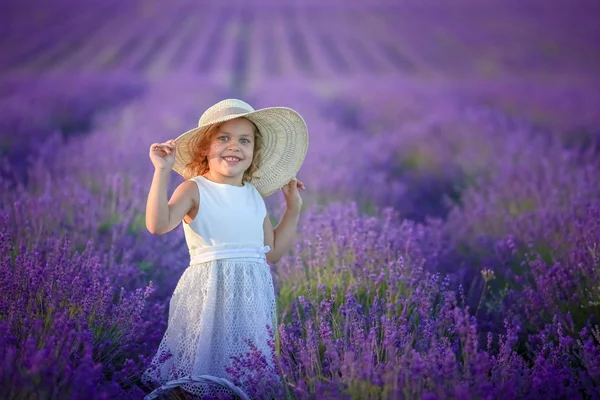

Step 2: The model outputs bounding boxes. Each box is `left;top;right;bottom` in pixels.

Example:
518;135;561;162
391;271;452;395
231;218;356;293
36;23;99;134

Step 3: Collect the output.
240;138;251;144
218;136;229;141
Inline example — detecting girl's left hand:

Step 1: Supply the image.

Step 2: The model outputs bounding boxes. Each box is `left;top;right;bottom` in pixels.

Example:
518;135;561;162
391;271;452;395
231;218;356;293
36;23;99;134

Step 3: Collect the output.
281;178;305;212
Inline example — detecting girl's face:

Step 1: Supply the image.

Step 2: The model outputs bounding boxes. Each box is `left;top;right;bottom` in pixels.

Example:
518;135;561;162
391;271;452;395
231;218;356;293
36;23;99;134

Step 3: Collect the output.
204;118;255;182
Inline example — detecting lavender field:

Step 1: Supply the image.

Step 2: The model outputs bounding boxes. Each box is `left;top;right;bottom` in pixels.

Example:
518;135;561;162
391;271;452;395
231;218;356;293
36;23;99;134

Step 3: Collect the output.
2;0;600;398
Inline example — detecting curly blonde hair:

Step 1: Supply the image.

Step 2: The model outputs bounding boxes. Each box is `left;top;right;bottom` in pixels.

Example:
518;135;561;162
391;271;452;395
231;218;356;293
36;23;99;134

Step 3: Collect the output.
182;117;263;183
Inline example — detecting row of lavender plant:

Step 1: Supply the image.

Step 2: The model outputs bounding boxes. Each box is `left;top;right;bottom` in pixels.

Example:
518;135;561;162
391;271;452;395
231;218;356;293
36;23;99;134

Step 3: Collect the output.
376;4;600;79
0;0;146;71
9;0;597;81
0;73;144;184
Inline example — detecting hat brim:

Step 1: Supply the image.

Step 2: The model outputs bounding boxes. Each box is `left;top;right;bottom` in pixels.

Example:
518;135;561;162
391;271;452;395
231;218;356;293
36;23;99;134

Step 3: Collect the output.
172;106;308;197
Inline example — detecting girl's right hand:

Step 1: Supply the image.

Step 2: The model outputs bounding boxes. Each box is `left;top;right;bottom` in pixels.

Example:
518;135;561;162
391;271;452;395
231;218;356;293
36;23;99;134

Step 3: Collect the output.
149;139;177;170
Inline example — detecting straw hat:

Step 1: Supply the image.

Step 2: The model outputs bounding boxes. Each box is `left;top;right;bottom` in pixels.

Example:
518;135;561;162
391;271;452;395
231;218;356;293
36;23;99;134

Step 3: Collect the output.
172;99;309;197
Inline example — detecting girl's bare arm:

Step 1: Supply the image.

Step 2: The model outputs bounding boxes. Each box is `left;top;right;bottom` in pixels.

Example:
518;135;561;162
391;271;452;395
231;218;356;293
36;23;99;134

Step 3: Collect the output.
146;168;197;235
263;208;301;263
263;179;305;263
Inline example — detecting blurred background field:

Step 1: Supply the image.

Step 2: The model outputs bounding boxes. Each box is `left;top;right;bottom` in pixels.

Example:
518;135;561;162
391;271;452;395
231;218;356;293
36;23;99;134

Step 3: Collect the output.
1;0;599;398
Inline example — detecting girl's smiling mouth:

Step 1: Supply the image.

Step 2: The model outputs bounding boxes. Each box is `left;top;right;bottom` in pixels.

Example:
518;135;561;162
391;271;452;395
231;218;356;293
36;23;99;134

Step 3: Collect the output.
223;156;242;163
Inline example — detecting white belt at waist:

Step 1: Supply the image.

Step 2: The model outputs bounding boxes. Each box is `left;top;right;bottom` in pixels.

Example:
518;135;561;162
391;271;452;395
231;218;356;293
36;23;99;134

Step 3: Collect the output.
189;244;270;265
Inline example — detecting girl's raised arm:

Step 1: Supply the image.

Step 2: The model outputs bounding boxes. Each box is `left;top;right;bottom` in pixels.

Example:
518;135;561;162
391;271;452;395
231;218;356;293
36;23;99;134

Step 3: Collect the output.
146;139;197;235
263;178;305;263
146;170;197;235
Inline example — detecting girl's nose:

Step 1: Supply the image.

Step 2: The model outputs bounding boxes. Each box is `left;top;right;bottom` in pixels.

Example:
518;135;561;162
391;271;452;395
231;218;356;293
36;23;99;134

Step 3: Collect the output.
228;139;240;150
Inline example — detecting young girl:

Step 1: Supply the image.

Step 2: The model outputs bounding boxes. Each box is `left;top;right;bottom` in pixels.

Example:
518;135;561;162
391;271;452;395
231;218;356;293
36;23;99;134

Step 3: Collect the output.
141;99;308;400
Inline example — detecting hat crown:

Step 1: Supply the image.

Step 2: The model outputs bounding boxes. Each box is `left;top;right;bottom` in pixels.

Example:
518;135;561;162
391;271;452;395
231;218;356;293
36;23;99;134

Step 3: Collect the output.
198;99;255;127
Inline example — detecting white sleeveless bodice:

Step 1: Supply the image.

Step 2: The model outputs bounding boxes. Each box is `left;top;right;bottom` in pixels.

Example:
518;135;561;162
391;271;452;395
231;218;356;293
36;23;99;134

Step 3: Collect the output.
181;175;268;264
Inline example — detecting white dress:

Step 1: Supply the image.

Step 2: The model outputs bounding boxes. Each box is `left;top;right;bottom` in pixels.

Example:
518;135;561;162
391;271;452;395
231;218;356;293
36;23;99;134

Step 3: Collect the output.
142;175;277;399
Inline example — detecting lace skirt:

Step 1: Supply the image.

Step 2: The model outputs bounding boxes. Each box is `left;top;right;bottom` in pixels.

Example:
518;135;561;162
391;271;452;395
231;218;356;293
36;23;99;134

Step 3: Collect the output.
142;257;278;398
